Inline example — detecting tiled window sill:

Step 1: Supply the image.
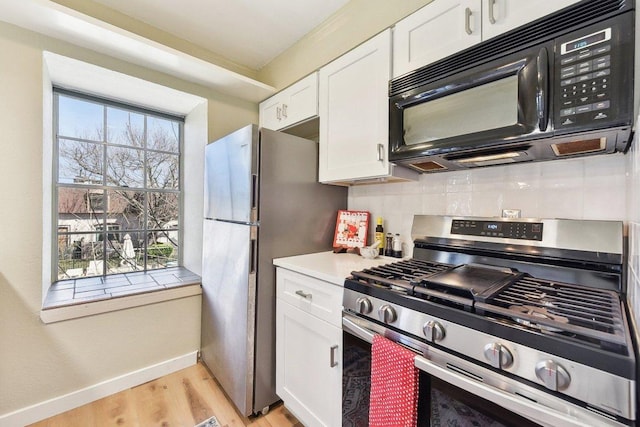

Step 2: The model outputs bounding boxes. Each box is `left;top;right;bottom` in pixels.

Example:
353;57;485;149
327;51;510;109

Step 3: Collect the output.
41;267;201;324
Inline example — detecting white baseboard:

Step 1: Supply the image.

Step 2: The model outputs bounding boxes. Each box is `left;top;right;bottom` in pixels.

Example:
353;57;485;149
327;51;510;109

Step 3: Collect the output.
0;351;198;427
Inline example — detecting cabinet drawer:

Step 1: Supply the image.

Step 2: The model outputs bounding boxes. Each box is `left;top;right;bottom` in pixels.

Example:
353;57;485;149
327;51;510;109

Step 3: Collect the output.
276;268;343;327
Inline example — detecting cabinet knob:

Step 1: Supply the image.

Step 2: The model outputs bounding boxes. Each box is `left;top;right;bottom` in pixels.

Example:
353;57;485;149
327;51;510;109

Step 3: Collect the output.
355;297;373;314
483;342;514;369
378;304;397;324
535;360;571;391
423;320;445;342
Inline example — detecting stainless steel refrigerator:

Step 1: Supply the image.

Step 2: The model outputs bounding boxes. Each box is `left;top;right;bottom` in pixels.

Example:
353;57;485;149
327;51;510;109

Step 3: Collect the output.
201;124;347;416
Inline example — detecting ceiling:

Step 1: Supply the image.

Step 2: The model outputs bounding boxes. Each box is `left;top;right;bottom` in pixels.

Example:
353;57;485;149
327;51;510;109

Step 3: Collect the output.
92;0;350;70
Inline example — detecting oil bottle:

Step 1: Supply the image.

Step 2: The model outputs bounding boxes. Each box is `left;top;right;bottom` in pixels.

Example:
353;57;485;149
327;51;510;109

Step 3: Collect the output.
375;217;385;255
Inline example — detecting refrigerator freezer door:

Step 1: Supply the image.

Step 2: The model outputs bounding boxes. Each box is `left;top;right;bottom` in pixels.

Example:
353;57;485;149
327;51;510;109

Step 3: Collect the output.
201;219;257;416
204;124;259;223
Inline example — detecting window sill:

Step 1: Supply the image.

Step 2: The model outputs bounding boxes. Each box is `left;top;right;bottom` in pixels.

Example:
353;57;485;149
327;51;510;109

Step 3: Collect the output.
41;267;201;324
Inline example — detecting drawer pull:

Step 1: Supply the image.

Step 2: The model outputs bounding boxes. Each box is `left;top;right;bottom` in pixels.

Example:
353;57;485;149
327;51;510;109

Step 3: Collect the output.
295;290;312;300
330;345;339;367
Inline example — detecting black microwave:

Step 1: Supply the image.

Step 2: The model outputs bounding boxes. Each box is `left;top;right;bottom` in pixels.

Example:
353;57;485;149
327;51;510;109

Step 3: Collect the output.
389;0;635;173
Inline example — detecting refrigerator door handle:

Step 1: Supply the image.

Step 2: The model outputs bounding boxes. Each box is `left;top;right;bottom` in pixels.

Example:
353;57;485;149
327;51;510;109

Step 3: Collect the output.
250;238;257;274
251;174;258;221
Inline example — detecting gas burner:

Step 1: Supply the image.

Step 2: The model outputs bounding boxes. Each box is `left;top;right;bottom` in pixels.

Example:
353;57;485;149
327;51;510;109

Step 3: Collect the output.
523;292;553;304
510;305;570;332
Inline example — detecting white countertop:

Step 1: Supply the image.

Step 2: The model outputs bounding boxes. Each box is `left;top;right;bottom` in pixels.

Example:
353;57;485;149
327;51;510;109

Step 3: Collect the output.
273;251;397;285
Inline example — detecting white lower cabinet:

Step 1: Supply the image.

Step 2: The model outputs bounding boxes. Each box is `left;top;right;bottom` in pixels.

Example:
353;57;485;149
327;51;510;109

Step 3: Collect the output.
275;268;343;427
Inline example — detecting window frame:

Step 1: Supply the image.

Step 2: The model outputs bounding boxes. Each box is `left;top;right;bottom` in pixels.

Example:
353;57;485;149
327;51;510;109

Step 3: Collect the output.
52;87;185;282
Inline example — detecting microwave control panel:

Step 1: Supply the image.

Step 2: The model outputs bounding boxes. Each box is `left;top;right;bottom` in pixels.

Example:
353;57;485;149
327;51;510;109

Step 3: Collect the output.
554;13;632;131
451;220;543;241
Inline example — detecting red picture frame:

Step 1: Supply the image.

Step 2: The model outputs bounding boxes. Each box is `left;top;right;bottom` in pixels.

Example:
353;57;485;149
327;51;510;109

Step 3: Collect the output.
333;210;370;249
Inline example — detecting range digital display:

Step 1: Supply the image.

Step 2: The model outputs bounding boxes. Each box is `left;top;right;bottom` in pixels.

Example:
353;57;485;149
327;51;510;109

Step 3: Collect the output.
484;223;502;232
563;30;609;53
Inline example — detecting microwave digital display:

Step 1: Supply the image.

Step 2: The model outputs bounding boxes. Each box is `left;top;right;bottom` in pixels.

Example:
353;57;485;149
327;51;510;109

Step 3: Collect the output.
562;29;610;54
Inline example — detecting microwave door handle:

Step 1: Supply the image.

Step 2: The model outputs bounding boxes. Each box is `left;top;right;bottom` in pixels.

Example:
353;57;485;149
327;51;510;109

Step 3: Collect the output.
536;48;549;131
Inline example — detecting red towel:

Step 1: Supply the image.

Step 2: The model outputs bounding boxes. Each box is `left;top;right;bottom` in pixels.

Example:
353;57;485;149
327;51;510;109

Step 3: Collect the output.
369;335;419;427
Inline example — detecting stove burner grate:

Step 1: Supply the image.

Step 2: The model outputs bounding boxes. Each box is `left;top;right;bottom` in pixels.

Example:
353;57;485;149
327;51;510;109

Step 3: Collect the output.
351;258;451;291
484;276;628;351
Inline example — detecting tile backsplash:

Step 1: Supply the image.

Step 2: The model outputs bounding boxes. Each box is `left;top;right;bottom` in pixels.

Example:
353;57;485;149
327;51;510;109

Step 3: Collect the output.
348;154;628;257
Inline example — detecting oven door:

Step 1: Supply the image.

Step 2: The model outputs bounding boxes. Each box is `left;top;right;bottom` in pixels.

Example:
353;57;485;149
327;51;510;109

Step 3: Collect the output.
342;312;627;427
389;44;551;171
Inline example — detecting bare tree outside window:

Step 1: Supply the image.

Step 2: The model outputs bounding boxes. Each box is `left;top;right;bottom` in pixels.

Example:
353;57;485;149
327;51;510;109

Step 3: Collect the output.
55;91;183;281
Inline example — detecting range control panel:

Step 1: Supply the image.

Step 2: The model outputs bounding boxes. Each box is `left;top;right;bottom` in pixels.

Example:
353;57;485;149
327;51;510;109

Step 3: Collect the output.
451;219;543;241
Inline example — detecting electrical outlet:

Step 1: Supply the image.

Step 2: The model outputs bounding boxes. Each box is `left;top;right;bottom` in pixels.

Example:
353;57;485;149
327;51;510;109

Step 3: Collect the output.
502;209;521;218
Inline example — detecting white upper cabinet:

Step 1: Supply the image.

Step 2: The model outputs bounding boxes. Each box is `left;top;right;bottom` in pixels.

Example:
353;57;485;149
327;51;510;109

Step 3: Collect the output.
393;0;481;78
482;0;581;41
393;0;582;78
319;29;417;184
259;72;318;131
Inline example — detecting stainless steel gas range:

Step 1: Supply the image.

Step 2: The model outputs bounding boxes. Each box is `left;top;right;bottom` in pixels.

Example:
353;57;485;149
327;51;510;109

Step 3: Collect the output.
342;215;637;427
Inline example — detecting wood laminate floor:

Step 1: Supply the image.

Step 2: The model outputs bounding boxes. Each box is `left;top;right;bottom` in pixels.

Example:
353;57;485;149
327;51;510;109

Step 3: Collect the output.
28;362;302;427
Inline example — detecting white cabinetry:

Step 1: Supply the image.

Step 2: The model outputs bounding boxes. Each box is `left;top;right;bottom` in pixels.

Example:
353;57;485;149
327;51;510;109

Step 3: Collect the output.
482;0;581;41
319;29;417;184
259;72;318;131
393;0;581;78
393;0;481;78
275;268;343;427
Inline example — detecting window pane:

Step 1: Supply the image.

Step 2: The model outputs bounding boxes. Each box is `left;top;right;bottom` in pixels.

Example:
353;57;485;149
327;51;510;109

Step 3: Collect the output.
57;232;105;280
105;232;142;275
58;95;103;141
107;107;144;147
58;188;104;231
147;192;179;231
58;139;103;184
146;152;179;189
148;117;179;153
106;146;144;188
106;190;144;230
146;235;179;271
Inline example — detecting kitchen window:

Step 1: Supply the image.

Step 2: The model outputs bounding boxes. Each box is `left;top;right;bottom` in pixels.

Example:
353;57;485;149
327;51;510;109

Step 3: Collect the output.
53;89;183;281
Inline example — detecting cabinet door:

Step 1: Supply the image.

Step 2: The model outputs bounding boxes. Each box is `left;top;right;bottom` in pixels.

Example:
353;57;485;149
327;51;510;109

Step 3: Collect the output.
319;29;392;183
276;299;342;427
259;73;318;131
281;72;318;128
277;268;343;327
482;0;581;41
393;0;481;77
259;96;284;130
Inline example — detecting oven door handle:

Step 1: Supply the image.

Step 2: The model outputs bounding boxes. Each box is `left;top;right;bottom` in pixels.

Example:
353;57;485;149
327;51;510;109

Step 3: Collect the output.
342;315;375;343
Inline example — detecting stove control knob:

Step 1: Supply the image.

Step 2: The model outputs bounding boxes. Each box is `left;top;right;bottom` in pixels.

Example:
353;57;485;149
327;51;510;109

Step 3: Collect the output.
535;360;571;391
423;320;445;342
355;297;373;315
378;305;397;324
483;343;514;369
